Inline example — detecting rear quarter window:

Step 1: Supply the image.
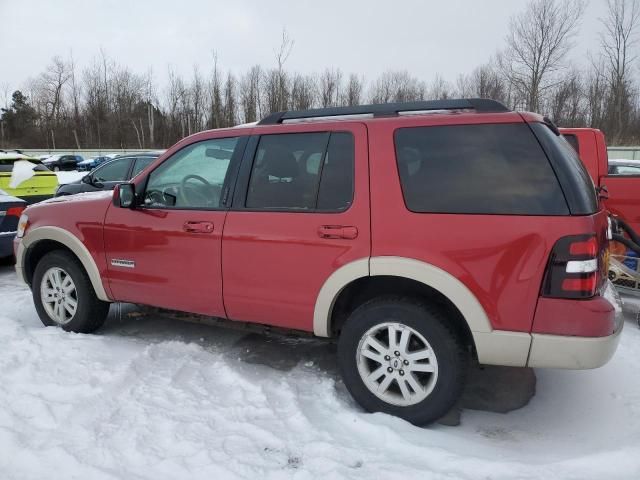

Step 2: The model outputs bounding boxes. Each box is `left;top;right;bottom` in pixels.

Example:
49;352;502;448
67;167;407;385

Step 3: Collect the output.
394;123;569;215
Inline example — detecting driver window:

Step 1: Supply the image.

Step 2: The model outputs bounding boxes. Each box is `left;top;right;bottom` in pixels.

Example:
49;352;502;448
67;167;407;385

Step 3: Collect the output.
144;137;238;209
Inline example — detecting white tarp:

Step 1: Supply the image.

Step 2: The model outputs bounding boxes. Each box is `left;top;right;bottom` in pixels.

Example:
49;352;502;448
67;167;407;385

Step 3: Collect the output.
8;160;37;188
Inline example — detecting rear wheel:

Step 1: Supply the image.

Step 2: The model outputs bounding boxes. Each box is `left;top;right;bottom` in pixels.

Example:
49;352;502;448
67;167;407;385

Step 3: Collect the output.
32;250;110;333
338;297;467;425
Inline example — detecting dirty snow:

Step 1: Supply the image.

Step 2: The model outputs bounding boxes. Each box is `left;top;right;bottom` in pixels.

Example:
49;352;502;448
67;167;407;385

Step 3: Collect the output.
1;264;639;479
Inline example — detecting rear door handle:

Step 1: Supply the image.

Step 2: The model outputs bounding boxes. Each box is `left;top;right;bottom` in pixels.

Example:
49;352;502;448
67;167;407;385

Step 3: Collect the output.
183;221;214;233
317;225;358;239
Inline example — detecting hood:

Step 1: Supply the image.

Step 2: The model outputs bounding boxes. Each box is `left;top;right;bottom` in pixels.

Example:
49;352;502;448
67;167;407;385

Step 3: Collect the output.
41;190;113;205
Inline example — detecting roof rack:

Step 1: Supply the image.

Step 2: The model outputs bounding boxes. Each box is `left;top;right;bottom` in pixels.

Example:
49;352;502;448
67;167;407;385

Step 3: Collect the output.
257;98;510;125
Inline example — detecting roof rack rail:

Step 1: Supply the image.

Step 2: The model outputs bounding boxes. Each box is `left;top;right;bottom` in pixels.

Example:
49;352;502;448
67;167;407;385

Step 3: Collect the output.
257;98;509;125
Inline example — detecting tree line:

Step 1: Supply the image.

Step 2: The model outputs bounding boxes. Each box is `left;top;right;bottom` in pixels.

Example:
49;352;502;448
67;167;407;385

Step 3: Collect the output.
1;0;639;150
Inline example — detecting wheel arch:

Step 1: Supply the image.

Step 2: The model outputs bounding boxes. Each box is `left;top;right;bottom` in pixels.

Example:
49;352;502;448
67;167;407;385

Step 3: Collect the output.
314;256;492;337
18;226;111;302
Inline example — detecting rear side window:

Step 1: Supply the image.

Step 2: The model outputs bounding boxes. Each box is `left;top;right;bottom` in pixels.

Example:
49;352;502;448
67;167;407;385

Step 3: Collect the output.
246;132;354;211
131;156;156;178
93;158;132;182
394;123;569;215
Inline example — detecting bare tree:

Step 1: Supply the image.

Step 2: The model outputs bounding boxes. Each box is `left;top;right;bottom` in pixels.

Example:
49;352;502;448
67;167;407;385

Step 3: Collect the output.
207;53;224;129
503;0;585;111
600;0;640;141
341;74;364;106
318;68;343;107
239;65;262;122
369;71;425;103
290;73;316;110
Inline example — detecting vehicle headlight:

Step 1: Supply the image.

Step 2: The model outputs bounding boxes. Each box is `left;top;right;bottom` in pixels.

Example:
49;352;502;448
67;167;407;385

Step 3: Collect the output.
16;214;29;238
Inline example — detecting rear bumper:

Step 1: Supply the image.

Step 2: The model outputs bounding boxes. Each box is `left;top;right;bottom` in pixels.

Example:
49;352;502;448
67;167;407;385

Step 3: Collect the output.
527;322;623;369
527;282;624;369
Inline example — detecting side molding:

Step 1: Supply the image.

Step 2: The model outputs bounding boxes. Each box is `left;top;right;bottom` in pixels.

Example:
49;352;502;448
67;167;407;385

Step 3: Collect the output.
17;226;111;302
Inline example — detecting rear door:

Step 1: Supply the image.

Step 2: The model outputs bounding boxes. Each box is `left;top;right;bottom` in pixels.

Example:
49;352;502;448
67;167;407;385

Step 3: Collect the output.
222;122;370;331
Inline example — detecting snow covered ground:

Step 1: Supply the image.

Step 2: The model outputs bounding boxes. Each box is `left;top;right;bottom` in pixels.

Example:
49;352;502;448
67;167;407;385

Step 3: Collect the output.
55;171;86;185
1;263;639;479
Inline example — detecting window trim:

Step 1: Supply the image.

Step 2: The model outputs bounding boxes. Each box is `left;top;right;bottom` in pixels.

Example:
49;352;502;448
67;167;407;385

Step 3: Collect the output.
392;122;571;217
136;136;247;212
232;131;355;214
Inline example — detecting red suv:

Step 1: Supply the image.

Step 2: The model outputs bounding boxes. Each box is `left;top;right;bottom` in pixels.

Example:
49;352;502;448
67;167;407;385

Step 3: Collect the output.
14;99;622;425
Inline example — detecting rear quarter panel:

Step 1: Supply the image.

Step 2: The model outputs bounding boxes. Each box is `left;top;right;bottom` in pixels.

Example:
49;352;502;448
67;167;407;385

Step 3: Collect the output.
368;114;603;332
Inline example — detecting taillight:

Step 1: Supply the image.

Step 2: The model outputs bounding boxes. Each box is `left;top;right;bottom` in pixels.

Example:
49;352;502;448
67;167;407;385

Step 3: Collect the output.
542;234;604;299
6;206;25;218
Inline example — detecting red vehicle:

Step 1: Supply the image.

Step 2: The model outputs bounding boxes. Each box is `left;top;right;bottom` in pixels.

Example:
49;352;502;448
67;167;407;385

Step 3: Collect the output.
561;127;640;291
560;127;640;233
14;99;622;425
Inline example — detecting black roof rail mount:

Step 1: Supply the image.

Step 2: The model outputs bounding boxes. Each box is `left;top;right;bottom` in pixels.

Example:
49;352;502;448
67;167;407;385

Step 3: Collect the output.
257;98;510;125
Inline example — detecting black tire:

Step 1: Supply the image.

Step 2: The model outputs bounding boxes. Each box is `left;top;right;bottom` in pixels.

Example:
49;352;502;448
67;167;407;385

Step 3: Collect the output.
338;296;468;426
32;250;110;333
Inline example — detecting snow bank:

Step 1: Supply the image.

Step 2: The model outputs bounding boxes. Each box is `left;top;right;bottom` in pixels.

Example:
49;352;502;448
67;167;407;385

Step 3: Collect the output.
56;171;86;185
1;267;639;479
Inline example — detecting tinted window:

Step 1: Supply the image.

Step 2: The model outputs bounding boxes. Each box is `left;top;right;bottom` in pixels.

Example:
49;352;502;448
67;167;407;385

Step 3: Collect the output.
395;123;569;215
317;132;354;211
563;134;579;153
131;156;156;178
245;132;354;211
0;162;49;172
530;123;598;215
93;158;132;182
144;137;238;209
246;132;329;210
611;165;640;175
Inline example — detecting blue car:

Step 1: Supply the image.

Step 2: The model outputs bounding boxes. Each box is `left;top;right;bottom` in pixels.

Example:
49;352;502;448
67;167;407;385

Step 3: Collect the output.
0;189;27;259
77;156;111;171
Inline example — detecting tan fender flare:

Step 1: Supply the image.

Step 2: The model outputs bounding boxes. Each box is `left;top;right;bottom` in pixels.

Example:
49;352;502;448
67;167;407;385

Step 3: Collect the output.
313;256;531;367
16;226;111;302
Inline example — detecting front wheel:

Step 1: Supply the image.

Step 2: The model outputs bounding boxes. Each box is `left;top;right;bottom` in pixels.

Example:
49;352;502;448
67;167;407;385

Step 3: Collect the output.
32;250;110;333
338;297;468;425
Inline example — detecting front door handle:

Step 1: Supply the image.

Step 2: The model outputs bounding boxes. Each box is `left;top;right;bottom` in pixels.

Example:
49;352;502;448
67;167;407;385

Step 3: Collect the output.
317;225;358;239
183;221;214;233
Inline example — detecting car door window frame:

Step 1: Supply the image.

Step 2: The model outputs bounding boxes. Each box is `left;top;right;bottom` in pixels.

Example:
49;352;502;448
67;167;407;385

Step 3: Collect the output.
232;131;355;214
137;136;248;211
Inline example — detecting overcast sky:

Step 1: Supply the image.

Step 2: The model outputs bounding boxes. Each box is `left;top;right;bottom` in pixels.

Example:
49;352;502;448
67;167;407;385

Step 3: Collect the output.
0;0;610;99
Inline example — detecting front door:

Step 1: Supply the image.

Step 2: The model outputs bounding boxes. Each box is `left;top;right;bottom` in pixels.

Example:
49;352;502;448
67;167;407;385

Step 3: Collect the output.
222;123;370;331
103;136;244;317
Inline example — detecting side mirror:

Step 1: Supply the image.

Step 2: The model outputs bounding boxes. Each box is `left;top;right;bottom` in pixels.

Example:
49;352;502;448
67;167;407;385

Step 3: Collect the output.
113;183;136;208
81;175;92;185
